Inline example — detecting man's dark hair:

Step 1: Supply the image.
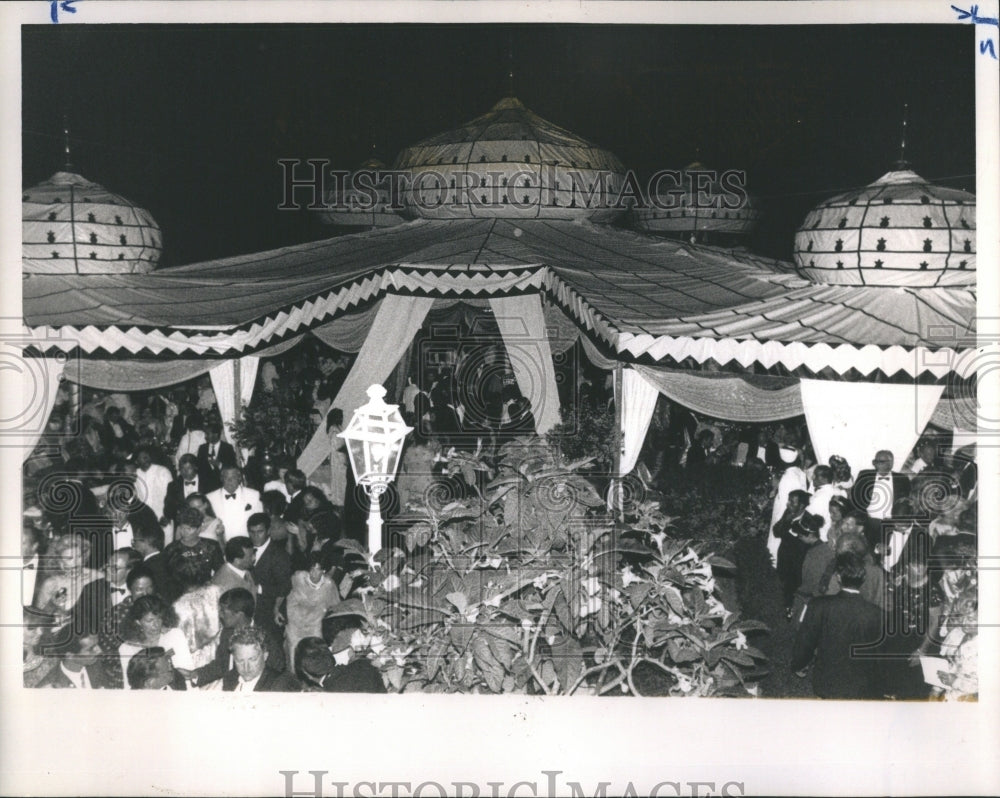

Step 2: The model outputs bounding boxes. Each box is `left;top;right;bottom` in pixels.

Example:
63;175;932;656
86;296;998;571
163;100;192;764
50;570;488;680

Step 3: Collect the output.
175;506;203;530
63;631;101;657
204;421;222;435
835;549;867;589
261;489;287;516
891;498;918;521
285;469;307;490
131;523;165;551
170;556;213;590
789;489;811;505
126;563;156;591
225;536;253;564
178;453;197;468
219;587;256;620
247;512;270;532
812;465;832;485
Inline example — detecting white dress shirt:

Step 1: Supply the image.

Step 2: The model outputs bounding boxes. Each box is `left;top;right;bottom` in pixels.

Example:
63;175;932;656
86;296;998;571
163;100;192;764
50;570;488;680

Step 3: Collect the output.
112;522;134;552
137;463;173;520
207;486;263;541
882;524;913;571
868;474;894;520
175;430;207;466
236;672;262;692
60;663;91;689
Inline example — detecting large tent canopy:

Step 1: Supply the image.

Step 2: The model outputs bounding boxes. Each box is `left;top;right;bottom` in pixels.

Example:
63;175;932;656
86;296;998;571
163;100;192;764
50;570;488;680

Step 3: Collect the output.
24;217;976;381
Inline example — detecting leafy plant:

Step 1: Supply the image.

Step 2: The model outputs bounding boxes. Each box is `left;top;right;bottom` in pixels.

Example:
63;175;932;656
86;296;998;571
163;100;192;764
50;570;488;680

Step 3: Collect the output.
546;398;620;473
331;443;767;695
230;383;315;457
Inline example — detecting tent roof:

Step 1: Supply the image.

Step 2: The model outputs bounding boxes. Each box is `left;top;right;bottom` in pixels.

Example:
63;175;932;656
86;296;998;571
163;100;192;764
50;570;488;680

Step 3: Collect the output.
23;218;976;378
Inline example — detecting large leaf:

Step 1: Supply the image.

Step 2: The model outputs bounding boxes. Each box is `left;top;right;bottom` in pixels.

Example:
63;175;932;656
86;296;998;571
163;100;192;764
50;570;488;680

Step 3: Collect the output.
549;635;584;693
445;591;468;613
404;522;433;552
471;635;505;693
332;537;368;556
425;636;450;681
449;623;474;654
721;650;756;668
661;585;686;617
666;639;701;664
707;555;737;571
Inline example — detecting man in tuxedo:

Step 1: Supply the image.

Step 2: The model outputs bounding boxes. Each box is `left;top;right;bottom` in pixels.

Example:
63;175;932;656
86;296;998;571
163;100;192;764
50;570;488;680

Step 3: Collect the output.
163;454;204;524
212;537;257;594
103;478;163;555
130;523;177;601
100;405;138;453
248;513;292;635
791;548;885;699
37;632;111;689
806;465;846;542
180;587;285;688
221;626;299;692
879;498;931;586
207;467;263;541
196;422;237;493
851;450;910;523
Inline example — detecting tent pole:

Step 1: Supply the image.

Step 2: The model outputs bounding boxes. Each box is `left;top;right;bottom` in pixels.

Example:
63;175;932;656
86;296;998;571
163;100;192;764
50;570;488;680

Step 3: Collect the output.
613;362;623;520
232;358;244;467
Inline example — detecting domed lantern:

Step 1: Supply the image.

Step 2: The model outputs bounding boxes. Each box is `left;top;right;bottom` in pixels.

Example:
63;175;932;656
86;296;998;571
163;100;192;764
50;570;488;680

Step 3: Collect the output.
23;171;162;274
315;157;405;230
393;96;627;222
793;169;975;286
633;162;760;244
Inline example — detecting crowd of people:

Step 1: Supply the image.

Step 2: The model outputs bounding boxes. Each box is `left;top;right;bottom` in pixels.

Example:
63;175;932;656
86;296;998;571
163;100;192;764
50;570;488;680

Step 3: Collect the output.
19;338;978;699
762;433;979;700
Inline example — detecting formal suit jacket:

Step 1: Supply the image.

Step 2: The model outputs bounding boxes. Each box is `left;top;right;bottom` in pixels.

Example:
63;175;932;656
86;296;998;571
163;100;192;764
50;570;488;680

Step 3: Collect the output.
222;666;300;692
196;440;237;492
193;622;286;686
37;661;113;689
850;470;910;517
141;551;178;603
881;523;931;581
320;659;387;693
252;541;292;631
791;591;885;699
211;562;257;595
163;475;206;524
206;485;263;540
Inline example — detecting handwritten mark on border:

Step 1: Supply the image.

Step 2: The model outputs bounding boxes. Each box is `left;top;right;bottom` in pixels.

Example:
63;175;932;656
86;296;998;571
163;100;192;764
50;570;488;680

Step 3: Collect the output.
951;4;1000;59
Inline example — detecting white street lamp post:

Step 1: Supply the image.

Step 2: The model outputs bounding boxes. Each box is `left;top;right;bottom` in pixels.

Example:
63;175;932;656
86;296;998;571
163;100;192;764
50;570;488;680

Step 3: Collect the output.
337;384;412;556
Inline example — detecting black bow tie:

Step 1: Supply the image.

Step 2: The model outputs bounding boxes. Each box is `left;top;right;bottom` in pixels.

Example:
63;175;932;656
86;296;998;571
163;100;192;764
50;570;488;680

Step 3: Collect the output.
876;475;891;481
225;493;236;500
184;480;196;486
24;563;35;569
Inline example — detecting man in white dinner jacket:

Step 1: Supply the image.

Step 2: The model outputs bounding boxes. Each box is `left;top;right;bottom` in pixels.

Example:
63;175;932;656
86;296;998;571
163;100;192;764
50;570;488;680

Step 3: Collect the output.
207;466;262;542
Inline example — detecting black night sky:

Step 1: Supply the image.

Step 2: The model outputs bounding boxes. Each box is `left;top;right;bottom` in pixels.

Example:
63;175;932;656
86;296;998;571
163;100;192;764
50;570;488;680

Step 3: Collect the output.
22;23;976;267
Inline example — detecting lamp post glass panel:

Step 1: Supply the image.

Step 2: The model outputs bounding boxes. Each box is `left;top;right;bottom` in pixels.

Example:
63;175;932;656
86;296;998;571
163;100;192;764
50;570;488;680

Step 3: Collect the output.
338;385;412;554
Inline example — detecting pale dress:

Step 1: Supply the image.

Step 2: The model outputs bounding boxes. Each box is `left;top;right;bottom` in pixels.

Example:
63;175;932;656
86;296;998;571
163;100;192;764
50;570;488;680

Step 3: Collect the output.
285;571;340;661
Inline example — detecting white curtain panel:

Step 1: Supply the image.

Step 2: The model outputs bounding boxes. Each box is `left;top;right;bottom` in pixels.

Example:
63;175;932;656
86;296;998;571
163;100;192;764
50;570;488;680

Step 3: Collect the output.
489;294;563;435
209;356;260;445
618;368;660;475
5;354;66;461
800;379;944;477
298;294;434;477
